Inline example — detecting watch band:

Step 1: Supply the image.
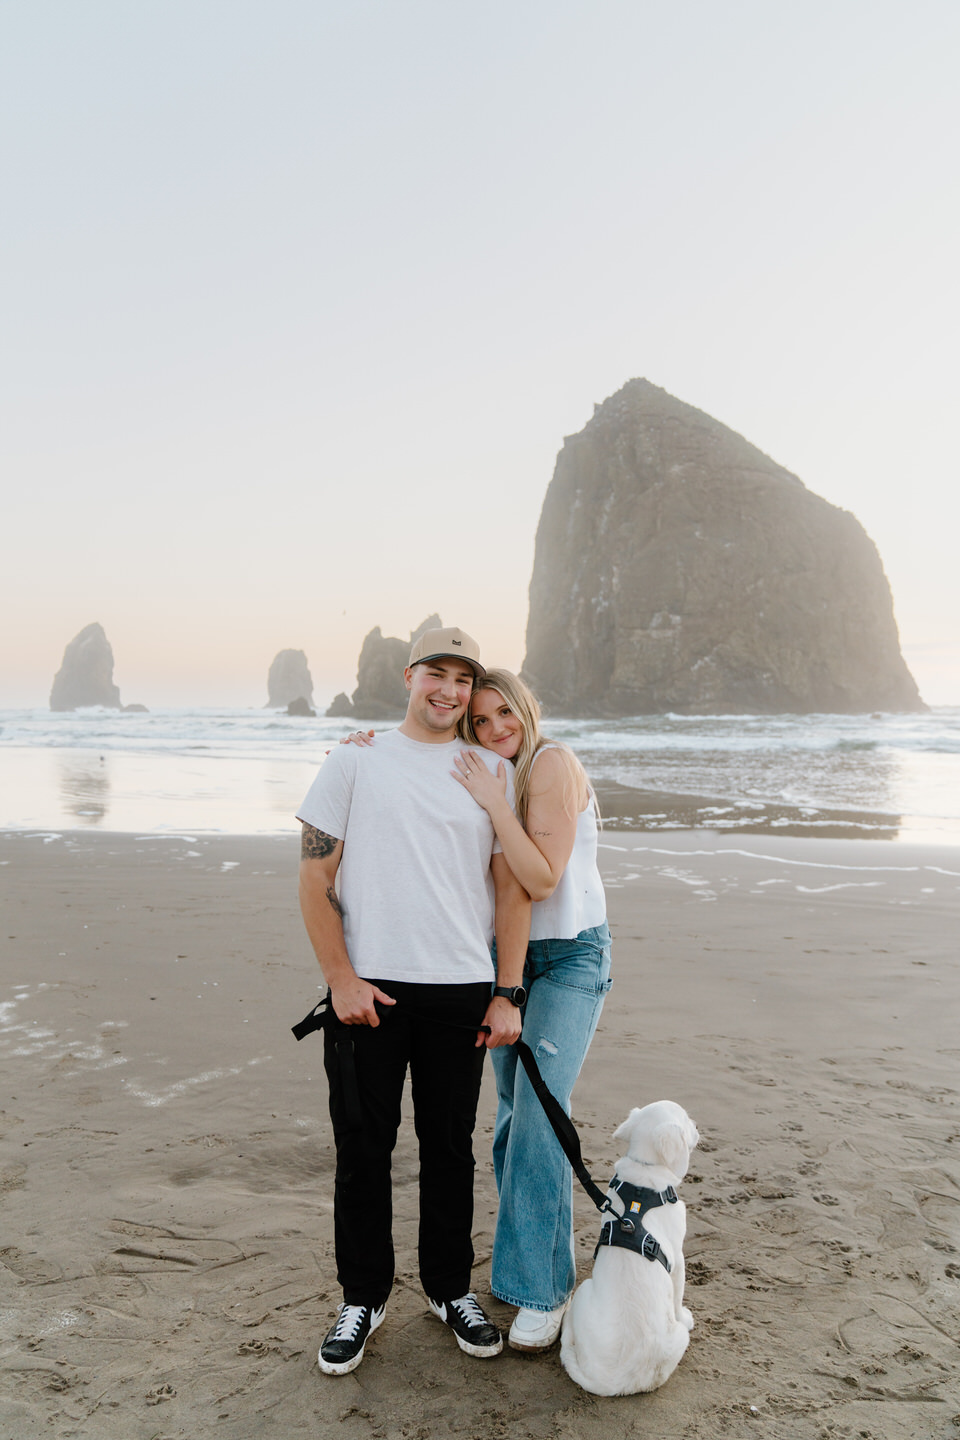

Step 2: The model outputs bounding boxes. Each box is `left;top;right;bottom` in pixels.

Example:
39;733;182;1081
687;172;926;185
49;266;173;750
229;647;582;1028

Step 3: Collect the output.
493;985;527;1007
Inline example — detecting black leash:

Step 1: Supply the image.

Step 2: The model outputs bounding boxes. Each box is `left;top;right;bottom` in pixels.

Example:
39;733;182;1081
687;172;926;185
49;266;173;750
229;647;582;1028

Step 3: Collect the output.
292;996;611;1210
291;993;491;1042
293;996;674;1268
514;1039;677;1269
291;995;365;1130
513;1038;611;1213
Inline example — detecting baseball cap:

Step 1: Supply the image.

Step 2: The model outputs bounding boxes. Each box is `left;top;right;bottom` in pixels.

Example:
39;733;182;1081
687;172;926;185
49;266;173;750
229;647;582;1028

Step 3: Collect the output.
408;626;485;678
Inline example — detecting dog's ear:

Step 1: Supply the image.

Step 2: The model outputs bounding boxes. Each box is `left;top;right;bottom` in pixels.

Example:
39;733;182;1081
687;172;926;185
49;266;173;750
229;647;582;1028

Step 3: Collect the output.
654;1121;690;1178
613;1109;643;1143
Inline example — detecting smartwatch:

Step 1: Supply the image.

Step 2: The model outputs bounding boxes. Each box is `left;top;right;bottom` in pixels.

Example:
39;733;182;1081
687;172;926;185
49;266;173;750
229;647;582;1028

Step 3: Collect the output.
493;985;527;1007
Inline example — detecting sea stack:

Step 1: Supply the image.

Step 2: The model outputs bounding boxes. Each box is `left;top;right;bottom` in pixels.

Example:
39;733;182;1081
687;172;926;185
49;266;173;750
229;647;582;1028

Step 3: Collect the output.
50;623;123;711
327;615;442;719
266;650;314;709
523;379;924;715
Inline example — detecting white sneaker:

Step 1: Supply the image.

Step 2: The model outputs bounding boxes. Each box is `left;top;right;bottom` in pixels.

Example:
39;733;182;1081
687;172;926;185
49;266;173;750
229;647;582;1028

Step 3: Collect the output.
508;1302;568;1352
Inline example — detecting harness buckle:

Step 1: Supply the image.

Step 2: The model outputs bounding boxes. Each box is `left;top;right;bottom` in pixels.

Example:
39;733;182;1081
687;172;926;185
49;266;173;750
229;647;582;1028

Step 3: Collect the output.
640;1232;662;1263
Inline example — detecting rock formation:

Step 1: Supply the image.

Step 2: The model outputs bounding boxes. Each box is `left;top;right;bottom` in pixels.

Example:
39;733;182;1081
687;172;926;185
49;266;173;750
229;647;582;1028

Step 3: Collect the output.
286;696;316;717
523;380;924;715
50;623;123;710
327;615;442;719
267;650;314;709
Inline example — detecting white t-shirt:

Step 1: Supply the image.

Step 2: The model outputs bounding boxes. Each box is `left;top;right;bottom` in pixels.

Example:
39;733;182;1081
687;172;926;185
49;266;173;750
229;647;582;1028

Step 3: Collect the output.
297;730;516;985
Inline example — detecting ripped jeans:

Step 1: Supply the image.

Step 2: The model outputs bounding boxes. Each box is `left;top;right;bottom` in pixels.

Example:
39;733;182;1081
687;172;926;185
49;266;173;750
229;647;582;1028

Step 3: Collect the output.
490;923;612;1311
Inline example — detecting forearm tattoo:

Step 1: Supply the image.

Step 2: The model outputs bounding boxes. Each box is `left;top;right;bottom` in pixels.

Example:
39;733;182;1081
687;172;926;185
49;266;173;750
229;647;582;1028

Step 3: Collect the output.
325;885;343;919
301;824;340;860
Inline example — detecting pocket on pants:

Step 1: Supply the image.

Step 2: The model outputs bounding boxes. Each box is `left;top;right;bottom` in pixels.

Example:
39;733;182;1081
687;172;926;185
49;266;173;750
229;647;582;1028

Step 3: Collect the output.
538;927;612;996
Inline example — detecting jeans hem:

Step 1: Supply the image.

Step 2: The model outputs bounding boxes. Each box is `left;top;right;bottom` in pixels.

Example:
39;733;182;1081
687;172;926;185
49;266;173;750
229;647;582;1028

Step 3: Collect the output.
491;1287;573;1311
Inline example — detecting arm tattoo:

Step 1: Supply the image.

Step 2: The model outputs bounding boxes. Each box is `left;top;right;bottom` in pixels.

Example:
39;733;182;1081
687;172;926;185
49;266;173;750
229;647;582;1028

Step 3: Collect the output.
301;824;340;860
325;885;344;919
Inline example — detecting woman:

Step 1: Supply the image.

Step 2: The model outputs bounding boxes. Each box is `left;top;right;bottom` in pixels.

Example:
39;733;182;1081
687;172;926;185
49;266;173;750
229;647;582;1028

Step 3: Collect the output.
342;669;611;1352
453;669;611;1352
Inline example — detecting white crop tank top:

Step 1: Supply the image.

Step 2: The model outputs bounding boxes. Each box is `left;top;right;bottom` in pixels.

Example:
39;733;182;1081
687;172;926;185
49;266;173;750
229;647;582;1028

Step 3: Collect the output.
528;745;607;942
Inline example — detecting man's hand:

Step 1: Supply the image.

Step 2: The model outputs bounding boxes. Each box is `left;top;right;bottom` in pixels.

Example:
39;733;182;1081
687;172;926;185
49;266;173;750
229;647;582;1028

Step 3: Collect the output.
477;994;522;1048
330;976;396;1026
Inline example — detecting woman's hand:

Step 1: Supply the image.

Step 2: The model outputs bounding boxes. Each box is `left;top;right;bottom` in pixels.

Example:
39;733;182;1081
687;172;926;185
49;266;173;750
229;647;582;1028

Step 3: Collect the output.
340;730;376;747
453;750;508;813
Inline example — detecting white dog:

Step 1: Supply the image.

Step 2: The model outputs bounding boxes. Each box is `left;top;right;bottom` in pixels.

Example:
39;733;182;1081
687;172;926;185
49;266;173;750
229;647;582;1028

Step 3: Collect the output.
560;1101;699;1396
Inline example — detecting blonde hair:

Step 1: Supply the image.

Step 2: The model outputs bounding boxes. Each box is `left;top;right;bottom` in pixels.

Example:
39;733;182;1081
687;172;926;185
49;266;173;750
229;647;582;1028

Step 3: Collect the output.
459;668;589;826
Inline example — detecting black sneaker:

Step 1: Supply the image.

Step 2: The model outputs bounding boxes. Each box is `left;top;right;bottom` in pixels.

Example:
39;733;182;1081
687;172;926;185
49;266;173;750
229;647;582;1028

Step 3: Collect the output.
318;1301;386;1375
428;1293;503;1357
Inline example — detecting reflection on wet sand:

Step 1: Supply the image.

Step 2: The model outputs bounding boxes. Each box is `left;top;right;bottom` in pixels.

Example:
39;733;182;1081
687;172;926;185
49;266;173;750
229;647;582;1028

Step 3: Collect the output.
593;781;902;839
58;753;111;824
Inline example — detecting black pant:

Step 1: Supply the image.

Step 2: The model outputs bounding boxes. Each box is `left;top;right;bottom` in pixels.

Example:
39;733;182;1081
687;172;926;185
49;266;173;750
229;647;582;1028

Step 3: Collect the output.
323;980;491;1306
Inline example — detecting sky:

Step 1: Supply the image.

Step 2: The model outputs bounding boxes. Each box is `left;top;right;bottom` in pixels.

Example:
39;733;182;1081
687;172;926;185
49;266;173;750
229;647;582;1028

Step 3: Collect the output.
2;0;958;710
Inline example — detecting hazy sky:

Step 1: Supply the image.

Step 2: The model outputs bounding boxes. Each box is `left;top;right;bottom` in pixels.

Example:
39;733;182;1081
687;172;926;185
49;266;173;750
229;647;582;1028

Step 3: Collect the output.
3;0;958;709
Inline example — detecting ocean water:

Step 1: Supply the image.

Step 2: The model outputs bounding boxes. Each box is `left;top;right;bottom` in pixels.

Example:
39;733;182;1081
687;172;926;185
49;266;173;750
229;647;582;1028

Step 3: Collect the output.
0;706;958;841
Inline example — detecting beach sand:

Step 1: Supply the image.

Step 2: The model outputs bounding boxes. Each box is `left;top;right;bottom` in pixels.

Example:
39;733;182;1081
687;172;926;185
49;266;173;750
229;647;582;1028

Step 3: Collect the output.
1;829;958;1439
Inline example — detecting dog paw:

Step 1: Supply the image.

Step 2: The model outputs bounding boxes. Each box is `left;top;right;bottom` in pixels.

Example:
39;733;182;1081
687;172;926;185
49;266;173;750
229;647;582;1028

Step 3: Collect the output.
679;1307;694;1332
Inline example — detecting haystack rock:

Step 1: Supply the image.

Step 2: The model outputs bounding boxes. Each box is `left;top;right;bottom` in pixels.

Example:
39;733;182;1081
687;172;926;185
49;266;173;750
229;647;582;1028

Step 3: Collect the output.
267;650;314;709
523;379;924;715
327;615;442;719
50;623;123;711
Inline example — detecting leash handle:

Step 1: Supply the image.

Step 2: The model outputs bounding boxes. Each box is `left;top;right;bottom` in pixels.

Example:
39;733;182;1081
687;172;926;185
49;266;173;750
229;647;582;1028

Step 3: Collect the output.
292;996;331;1041
294;995;492;1040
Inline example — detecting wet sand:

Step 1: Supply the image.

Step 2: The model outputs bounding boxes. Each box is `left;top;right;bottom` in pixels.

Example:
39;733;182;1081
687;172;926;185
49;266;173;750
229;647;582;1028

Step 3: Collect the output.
1;829;958;1439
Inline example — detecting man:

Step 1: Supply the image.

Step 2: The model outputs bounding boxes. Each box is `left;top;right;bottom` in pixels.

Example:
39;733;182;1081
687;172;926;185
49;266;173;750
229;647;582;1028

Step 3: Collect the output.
297;626;530;1375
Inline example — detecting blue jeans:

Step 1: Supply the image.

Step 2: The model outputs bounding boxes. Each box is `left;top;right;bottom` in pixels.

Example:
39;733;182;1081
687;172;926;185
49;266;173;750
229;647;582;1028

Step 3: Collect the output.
490;923;612;1311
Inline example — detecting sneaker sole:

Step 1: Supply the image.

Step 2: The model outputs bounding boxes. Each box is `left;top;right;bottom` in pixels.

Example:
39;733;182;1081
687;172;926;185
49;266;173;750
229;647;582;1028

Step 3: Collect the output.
428;1301;504;1358
508;1330;562;1352
451;1331;504;1359
317;1308;385;1375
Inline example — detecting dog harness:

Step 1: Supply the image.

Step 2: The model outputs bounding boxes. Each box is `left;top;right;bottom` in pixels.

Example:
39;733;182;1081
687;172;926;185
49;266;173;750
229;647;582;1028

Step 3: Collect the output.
595;1177;678;1272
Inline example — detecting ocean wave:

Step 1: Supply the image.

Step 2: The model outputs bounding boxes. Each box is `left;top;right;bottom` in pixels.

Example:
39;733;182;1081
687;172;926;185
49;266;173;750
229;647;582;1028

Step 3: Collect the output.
2;705;959;830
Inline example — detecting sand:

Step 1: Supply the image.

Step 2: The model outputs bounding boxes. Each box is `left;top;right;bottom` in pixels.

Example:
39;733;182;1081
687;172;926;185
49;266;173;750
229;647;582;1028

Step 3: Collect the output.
1;828;958;1440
